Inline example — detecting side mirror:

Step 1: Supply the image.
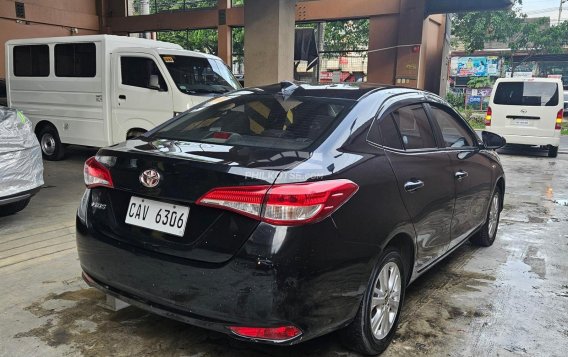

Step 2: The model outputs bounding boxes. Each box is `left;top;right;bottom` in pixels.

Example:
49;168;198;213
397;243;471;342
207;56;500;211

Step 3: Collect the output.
482;131;506;150
148;75;161;91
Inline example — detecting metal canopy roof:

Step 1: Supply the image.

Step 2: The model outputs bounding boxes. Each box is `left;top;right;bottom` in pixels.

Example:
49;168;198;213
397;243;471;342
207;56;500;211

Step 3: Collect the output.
426;0;514;14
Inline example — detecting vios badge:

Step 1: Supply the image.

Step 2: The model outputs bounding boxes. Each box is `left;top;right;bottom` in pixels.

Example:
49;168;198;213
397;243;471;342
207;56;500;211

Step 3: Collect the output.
140;169;161;188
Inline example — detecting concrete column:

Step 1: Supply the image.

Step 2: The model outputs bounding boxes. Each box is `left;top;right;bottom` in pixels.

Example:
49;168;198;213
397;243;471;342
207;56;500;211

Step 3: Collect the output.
244;0;296;87
368;14;399;84
217;0;232;65
394;0;426;89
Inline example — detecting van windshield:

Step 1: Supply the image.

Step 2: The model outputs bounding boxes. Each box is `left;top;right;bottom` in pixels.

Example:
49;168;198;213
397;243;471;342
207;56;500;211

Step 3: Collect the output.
160;55;240;95
494;82;559;106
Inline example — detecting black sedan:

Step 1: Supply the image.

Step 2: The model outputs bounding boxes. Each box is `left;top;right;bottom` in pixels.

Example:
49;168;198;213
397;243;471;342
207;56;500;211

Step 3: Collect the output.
76;83;505;355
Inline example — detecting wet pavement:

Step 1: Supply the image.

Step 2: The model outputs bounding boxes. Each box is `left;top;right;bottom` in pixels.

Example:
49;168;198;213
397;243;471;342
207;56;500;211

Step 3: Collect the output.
1;142;568;357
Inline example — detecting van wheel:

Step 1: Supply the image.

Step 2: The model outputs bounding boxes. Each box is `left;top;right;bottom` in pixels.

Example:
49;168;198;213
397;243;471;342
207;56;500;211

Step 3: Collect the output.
340;248;406;355
548;146;559;158
38;126;65;161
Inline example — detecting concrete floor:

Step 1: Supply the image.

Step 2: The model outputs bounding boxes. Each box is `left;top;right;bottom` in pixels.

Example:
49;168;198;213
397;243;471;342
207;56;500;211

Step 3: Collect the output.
1;140;568;357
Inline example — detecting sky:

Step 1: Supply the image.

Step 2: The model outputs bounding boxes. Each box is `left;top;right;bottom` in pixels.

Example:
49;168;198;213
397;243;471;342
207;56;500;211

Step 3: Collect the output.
522;0;566;24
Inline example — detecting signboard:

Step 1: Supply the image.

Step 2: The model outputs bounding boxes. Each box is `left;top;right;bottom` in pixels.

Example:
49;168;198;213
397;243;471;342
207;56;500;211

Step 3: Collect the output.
451;56;500;77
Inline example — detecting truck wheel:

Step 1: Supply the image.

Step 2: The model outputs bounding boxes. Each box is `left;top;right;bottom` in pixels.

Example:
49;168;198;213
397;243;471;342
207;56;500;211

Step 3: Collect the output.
548;146;559;158
0;198;31;217
38;126;65;161
340;248;406;355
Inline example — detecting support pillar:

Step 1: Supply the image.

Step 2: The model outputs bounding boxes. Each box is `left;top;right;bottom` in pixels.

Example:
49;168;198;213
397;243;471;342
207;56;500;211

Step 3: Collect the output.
217;0;232;65
367;0;426;89
243;0;296;87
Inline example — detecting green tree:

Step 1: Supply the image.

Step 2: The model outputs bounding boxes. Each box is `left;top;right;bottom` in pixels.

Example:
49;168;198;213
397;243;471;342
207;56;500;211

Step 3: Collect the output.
453;0;568;75
323;19;369;52
157;29;218;54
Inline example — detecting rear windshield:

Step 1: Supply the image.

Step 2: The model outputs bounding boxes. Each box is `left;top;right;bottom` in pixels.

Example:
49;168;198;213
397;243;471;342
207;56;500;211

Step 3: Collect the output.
151;93;354;150
494;82;559;106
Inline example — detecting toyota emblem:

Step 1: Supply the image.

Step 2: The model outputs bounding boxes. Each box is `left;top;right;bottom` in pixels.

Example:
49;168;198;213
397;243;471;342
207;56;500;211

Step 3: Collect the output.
140;169;161;188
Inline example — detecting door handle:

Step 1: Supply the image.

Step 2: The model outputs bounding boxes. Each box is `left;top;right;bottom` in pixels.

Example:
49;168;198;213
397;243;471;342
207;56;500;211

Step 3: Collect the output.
404;180;425;193
118;95;126;100
455;170;469;181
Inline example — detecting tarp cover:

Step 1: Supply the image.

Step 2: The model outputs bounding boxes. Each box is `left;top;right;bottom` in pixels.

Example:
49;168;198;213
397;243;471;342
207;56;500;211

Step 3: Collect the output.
0;107;44;198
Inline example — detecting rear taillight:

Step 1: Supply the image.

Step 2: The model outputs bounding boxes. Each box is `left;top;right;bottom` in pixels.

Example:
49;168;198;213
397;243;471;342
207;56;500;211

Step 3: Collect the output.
84;156;114;188
485;107;492;127
196;179;359;226
228;325;302;341
556;109;563;130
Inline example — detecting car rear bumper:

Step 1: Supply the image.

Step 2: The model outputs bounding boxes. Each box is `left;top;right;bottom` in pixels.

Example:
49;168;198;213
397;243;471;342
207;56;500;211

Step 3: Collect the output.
76;216;371;344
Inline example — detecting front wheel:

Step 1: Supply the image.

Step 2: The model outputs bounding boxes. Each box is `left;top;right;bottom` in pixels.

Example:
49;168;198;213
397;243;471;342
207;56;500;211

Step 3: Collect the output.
340;248;406;355
470;187;501;247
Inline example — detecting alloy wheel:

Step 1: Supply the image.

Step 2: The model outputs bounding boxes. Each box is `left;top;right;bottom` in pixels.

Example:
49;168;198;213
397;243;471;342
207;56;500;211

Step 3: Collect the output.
370;261;401;340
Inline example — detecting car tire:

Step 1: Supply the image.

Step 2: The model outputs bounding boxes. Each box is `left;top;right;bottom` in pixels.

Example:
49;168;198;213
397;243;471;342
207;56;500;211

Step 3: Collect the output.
470;187;501;247
38;126;65;161
340;248;406;356
0;198;31;217
548;146;559;158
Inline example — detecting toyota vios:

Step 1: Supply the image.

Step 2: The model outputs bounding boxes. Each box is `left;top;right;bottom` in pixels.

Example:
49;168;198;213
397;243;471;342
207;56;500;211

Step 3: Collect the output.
76;83;505;355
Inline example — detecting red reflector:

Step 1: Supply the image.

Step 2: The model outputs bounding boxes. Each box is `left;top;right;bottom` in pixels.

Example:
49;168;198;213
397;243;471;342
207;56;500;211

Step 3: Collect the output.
229;326;302;341
556;109;563;130
196;179;359;226
84;156;114;188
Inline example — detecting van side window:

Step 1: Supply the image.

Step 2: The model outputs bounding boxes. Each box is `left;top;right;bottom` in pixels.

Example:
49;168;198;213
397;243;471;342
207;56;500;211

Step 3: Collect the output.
121;57;168;91
13;45;50;77
55;43;96;77
391;104;437;150
428;105;475;148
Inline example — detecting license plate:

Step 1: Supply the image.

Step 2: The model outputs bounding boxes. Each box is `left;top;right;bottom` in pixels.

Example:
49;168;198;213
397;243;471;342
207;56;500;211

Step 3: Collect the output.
125;196;189;237
513;119;530;126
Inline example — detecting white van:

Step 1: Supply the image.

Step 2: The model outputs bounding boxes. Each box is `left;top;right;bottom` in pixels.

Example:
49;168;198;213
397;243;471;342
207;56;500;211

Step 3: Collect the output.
5;35;240;160
486;78;563;158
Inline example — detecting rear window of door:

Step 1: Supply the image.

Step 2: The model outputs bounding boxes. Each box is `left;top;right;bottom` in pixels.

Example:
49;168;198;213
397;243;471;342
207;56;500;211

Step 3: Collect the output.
390;104;437;150
494;82;559;106
428;105;475;148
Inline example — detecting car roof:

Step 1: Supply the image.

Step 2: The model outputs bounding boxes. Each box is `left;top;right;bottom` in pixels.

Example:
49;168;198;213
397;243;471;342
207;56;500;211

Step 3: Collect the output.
243;82;424;101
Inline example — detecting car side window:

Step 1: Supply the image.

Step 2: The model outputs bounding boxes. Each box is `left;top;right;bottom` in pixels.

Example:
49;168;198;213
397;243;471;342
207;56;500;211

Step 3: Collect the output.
428;105;475;148
391;104;437;150
121;56;168;91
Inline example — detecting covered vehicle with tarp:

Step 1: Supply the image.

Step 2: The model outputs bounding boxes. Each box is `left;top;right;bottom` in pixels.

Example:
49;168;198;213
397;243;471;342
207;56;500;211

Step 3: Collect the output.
0;107;43;216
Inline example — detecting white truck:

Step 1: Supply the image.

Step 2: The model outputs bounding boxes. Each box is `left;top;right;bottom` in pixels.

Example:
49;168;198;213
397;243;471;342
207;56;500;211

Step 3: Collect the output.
5;35;240;160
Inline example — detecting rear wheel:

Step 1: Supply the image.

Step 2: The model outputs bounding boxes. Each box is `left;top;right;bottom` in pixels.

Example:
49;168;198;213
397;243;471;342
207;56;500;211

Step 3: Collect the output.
0;198;31;217
548;146;559;158
38;125;65;161
340;248;406;355
470;187;501;247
